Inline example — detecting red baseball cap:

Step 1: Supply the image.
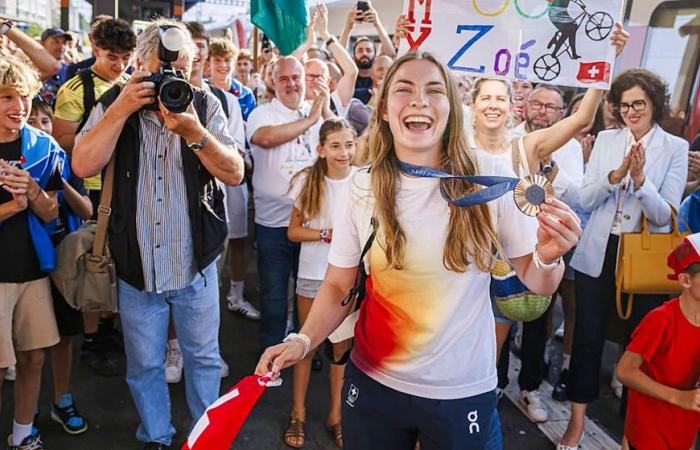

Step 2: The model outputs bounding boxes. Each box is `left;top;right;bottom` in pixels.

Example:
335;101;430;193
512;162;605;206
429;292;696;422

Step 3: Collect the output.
667;233;700;280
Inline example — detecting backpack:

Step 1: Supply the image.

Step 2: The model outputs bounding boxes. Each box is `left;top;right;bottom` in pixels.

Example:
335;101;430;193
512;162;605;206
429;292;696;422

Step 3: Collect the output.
209;85;230;119
76;69;96;132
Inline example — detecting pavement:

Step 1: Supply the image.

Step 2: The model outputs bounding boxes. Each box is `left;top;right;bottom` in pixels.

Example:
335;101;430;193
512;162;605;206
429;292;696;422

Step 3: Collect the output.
1;238;632;450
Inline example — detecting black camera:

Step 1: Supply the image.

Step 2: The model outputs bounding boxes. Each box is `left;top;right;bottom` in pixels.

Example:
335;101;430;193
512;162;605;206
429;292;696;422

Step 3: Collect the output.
142;26;193;113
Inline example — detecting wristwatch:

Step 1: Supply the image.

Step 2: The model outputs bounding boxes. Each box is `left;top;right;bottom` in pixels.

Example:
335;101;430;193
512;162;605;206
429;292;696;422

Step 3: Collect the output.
0;20;14;36
325;36;337;47
540;160;556;177
320;228;331;243
187;131;209;152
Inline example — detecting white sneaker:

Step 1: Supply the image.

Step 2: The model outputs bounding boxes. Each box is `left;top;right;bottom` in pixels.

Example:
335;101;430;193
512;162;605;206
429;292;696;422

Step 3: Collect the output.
220;355;229;378
611;365;623;398
520;389;548;422
3;365;16;381
165;345;183;384
554;322;565;339
226;296;261;320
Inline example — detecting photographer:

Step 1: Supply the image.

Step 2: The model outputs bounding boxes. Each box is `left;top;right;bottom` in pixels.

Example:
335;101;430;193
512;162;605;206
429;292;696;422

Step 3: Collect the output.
72;19;243;450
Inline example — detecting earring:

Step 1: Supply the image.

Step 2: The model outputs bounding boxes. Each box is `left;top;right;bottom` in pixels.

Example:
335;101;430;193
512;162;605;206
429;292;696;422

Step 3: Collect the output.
472;117;477;136
383;114;388;121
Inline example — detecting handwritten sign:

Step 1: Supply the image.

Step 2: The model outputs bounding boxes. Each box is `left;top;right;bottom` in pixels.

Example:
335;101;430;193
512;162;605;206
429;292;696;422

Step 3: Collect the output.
399;0;624;88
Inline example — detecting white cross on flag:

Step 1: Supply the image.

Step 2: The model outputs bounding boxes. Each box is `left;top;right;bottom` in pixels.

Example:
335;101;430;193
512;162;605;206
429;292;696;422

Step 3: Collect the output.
576;61;610;83
182;375;276;450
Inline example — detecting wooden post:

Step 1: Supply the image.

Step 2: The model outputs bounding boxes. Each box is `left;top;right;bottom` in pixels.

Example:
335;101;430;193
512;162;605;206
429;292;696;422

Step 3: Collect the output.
60;0;70;30
253;27;259;73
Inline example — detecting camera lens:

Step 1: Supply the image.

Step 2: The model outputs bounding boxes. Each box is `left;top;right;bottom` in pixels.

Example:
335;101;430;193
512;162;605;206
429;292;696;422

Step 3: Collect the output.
160;77;193;113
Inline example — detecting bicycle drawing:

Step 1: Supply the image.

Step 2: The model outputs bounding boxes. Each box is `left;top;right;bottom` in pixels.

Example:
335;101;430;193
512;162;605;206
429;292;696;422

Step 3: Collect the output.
533;0;613;82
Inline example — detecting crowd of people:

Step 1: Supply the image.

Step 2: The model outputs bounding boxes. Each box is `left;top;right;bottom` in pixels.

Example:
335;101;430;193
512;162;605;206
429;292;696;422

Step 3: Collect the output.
0;1;699;450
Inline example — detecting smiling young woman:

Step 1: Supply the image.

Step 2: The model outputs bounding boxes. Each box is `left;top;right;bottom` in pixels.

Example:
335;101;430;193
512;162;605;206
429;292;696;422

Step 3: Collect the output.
256;51;583;450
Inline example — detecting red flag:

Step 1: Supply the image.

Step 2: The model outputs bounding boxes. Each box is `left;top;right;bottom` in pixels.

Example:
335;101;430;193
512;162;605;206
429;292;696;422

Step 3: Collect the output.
576;61;610;83
182;375;278;450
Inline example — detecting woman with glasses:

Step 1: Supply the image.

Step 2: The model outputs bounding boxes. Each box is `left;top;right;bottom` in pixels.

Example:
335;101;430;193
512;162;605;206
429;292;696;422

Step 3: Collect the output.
557;69;689;450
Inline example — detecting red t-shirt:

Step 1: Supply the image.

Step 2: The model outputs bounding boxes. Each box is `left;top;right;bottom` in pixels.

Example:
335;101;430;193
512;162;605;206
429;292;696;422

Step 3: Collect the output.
625;298;700;450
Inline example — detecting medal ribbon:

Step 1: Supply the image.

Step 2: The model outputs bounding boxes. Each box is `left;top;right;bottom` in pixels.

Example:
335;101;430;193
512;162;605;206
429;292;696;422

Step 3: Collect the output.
398;161;519;207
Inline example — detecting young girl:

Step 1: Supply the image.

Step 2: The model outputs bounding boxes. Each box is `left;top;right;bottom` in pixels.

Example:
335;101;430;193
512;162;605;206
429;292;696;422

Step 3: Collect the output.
256;52;582;450
284;118;357;448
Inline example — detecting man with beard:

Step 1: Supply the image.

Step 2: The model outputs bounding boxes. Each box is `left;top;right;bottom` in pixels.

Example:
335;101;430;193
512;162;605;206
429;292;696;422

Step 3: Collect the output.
247;57;326;349
502;84;583;424
338;2;395;104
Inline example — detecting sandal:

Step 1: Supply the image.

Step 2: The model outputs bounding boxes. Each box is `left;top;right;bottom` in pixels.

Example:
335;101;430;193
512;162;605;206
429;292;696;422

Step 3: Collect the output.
326;422;343;448
284;418;305;448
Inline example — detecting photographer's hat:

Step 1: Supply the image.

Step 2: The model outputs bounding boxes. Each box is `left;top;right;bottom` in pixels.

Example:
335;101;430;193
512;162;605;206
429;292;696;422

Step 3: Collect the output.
667;233;700;280
41;28;73;41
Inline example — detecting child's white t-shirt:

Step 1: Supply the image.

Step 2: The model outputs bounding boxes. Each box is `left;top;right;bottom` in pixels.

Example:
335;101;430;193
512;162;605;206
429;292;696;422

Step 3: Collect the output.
289;167;357;281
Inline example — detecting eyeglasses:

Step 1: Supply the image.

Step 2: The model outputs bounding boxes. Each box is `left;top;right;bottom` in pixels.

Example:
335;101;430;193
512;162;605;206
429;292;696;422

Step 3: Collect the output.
617;99;647;114
528;100;561;114
305;73;325;80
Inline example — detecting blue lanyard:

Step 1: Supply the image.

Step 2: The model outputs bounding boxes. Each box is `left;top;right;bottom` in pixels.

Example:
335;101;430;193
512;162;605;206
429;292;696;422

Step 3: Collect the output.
398;161;519;207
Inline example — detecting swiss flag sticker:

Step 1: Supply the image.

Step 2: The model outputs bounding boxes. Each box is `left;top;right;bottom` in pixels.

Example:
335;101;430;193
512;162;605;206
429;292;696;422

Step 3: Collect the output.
576;61;610;83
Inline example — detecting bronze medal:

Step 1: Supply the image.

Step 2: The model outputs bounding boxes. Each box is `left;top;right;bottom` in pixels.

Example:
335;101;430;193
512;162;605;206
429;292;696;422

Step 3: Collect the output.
514;175;555;216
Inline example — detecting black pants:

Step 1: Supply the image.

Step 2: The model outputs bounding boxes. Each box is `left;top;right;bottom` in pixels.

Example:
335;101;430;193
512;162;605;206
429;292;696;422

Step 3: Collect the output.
342;362;502;450
567;235;666;404
495;301;555;391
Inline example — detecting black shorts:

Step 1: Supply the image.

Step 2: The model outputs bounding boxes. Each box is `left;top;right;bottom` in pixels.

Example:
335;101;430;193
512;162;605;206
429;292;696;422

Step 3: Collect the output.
51;281;83;337
341;361;502;450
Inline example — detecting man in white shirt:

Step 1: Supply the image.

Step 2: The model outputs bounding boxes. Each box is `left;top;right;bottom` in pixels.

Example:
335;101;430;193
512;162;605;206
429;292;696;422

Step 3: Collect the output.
247;56;325;348
506;84;584;424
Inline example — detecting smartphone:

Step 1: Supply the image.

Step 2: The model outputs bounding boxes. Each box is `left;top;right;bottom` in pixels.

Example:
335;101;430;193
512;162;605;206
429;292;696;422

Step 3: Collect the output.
356;1;369;21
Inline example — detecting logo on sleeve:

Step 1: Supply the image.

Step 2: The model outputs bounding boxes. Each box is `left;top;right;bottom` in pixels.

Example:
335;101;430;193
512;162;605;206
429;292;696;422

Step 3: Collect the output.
346;384;359;408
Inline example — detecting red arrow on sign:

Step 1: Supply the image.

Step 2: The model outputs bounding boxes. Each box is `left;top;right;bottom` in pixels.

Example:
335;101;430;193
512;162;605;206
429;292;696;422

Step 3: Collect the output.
406;26;431;51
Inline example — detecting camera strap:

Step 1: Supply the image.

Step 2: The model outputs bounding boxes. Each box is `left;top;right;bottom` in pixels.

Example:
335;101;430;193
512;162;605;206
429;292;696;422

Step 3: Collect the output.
397;161;519;207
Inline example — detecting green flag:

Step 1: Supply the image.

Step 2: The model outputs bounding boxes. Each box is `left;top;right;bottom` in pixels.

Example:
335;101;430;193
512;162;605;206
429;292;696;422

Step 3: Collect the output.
251;0;309;56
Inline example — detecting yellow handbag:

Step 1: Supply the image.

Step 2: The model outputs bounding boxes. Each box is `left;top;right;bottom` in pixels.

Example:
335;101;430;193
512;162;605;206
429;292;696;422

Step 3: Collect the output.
615;209;687;320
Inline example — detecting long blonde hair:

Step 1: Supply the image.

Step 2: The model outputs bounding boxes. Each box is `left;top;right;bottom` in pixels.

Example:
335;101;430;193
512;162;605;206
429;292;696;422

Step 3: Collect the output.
367;52;503;272
290;118;356;222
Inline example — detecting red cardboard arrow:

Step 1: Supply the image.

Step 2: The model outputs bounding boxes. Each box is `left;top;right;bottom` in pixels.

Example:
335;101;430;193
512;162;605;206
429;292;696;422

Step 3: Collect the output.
406;26;432;51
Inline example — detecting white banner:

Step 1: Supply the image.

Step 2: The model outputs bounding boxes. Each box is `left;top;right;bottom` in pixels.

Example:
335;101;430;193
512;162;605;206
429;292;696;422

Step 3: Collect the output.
399;0;624;89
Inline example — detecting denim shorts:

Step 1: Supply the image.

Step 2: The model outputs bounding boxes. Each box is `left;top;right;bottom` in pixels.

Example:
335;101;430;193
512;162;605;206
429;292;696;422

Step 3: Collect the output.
296;278;322;299
342;361;502;450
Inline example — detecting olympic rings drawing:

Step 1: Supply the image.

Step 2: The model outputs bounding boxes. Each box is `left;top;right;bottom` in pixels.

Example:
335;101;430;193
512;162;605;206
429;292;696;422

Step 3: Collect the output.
471;0;509;17
514;0;550;19
472;0;550;19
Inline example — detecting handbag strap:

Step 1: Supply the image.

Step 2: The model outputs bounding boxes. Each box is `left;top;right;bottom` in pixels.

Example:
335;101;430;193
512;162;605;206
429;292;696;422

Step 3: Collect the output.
92;153;116;258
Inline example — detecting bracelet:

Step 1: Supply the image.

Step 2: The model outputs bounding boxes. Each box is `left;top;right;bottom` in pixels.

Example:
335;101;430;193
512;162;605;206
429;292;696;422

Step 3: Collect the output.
532;245;561;271
283;332;311;359
320;228;331;243
28;188;41;202
325;36;337;47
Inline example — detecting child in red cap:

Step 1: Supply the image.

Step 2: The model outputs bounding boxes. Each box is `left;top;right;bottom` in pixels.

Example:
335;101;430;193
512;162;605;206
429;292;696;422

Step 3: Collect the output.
617;233;700;450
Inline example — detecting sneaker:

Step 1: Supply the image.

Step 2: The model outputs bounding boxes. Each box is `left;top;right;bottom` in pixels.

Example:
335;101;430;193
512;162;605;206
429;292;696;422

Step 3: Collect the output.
165;346;183;384
143;443;170;449
312;353;323;372
610;365;623;398
552;369;569;402
7;433;44;450
79;347;119;377
50;393;88;435
226;297;261;320
4;365;16;381
220;355;229;378
97;323;124;352
554;322;565;339
520;390;548;422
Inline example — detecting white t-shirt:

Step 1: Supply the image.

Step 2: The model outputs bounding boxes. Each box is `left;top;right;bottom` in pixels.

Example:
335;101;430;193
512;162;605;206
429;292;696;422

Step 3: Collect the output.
246;98;322;227
331;91;349;119
329;168;538;399
288;167;357;280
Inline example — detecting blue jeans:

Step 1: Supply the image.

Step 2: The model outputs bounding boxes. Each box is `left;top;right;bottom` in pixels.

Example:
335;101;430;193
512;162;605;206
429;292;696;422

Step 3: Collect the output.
255;224;299;348
342;362;502;450
118;262;221;445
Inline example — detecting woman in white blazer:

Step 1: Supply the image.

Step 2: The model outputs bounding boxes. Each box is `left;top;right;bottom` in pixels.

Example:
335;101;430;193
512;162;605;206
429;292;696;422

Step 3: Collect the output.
558;69;689;449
